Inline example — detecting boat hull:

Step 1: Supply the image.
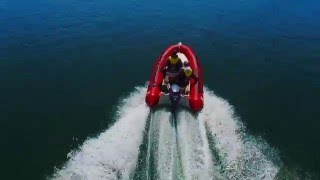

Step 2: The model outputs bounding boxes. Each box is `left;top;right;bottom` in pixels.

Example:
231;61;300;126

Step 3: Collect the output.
145;42;204;112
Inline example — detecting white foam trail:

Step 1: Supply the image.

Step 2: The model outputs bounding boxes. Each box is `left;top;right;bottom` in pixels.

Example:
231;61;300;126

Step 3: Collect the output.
52;87;149;180
199;87;279;179
199;88;243;162
50;84;280;180
177;111;222;180
144;109;163;180
145;115;154;180
177;110;220;180
156;110;176;180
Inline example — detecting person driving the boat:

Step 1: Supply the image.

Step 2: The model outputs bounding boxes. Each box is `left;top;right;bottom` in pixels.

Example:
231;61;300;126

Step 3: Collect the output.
173;61;198;94
161;50;183;83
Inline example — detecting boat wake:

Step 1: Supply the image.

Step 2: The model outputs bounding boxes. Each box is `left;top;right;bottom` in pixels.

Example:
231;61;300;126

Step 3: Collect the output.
51;85;280;180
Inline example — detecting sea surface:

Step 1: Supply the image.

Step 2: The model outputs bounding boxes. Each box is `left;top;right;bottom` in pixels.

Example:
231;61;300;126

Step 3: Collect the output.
1;0;319;179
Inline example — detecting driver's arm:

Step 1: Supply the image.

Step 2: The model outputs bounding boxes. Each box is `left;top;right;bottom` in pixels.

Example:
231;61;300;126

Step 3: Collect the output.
191;73;199;84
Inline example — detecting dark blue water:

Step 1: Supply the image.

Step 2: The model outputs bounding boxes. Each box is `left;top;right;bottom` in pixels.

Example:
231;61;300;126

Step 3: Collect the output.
1;0;319;179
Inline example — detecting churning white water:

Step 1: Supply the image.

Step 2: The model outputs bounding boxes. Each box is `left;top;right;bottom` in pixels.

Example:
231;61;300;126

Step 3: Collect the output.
51;86;279;180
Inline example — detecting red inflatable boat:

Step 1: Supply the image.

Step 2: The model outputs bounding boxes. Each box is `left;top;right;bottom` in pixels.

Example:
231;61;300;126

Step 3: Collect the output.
145;42;204;112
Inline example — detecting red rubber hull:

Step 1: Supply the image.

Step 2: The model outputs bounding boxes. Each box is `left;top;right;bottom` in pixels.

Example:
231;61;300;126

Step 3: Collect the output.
145;43;204;112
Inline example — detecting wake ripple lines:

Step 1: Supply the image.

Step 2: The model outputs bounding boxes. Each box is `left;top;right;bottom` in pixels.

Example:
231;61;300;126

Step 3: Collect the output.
51;85;280;180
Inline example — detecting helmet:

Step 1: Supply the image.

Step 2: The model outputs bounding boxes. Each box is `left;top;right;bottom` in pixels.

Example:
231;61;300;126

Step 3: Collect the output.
183;66;193;77
169;56;179;64
171;54;178;59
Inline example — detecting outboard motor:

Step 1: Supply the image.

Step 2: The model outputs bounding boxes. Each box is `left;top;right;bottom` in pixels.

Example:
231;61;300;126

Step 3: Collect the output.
169;84;182;112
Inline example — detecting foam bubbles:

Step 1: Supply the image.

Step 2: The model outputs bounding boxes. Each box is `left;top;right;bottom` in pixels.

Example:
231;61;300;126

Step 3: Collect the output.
52;87;149;180
199;87;279;179
51;85;280;180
